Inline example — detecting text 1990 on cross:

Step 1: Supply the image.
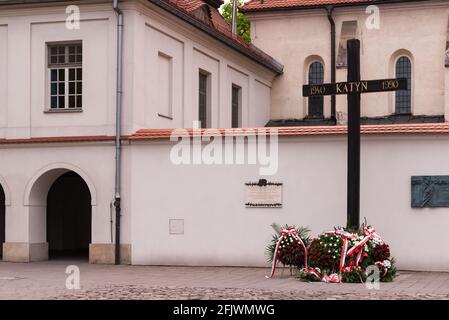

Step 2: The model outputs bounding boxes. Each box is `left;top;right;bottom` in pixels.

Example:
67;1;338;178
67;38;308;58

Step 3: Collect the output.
303;39;407;230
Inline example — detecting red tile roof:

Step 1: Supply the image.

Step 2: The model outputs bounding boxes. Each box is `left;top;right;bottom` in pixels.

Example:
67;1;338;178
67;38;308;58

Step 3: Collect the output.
149;0;284;74
1;123;448;145
242;0;414;12
129;123;449;141
0;135;118;145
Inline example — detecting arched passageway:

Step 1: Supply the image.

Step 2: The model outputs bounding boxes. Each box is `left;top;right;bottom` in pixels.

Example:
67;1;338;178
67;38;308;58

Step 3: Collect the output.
0;185;5;259
46;171;91;259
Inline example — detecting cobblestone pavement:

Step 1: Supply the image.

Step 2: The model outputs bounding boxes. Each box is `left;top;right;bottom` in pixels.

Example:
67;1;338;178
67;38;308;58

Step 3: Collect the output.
1;259;449;300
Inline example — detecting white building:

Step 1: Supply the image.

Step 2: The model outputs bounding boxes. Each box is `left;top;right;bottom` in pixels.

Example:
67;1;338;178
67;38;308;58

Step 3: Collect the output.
0;0;281;264
1;0;449;272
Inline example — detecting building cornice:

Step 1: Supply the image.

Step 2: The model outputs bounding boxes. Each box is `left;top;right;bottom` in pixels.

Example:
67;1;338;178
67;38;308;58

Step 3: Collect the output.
129;123;449;141
242;0;443;14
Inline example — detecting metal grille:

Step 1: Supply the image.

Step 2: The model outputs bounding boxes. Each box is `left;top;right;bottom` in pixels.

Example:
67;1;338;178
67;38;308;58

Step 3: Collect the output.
232;85;241;128
395;56;412;114
199;73;208;128
308;62;324;118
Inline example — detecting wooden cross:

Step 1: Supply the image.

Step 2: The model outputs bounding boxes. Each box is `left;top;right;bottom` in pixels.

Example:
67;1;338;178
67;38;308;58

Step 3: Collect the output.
303;39;407;229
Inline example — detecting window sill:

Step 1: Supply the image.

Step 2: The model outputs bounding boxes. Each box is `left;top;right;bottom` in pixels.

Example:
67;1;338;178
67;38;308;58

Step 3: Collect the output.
44;108;83;114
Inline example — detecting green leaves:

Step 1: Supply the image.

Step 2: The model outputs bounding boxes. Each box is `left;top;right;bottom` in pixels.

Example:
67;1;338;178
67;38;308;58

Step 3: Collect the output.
220;0;251;43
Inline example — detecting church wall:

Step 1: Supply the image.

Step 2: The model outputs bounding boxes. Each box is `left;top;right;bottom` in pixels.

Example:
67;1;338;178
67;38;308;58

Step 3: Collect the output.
248;1;449;121
130;135;449;271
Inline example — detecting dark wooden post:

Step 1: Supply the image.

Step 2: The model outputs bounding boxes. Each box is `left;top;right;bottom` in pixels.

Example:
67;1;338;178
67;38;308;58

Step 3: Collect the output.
347;39;361;229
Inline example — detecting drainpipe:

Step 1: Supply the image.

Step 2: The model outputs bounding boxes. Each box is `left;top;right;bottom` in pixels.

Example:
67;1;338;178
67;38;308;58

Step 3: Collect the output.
231;0;238;36
113;0;123;265
326;6;336;121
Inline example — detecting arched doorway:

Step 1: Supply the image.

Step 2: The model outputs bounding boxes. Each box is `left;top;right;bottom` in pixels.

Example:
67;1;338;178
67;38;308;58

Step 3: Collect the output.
46;171;91;260
0;185;5;259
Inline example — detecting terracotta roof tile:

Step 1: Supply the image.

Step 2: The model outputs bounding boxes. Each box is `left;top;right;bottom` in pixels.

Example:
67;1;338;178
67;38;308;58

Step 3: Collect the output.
129;123;449;141
242;0;411;11
0;135;120;145
150;0;283;74
2;123;447;145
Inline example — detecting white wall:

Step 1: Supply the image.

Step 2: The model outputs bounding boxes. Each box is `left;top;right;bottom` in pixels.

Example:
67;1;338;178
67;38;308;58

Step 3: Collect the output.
0;3;117;139
0;25;7;139
132;1;276;131
0;143;125;245
130;135;449;271
0;1;277;141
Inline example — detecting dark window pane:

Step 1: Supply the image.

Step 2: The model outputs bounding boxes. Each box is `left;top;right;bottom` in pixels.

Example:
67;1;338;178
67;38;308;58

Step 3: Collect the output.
232;86;241;128
51;96;57;109
58;46;65;55
50;47;58;55
69;69;76;81
76;68;82;80
58;54;65;64
51;83;57;95
69;54;76;63
69;82;75;95
50;55;58;64
199;73;208;128
77;45;82;54
77;54;82;63
69;46;75;54
395;56;412;114
69;96;76;108
308;62;324;118
76;96;82;109
59;69;65;81
58;96;65;108
51;69;57;81
59;83;65;95
76;82;82;95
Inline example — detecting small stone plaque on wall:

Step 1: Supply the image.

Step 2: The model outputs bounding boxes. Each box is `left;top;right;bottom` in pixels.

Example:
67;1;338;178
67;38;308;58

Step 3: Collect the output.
245;180;282;208
169;219;184;235
411;176;449;208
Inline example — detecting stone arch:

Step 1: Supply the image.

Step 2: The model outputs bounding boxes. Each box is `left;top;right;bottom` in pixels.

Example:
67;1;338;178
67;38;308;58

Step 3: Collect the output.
21;163;97;260
24;162;97;207
0;175;11;206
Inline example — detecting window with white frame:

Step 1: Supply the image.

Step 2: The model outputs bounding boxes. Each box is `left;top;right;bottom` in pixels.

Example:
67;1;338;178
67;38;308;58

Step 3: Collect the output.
48;43;82;110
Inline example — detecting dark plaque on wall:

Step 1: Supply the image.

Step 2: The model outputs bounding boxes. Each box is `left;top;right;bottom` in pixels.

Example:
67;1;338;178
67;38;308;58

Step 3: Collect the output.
411;176;449;208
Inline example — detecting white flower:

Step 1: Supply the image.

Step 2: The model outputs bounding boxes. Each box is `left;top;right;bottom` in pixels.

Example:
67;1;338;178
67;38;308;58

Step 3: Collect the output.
333;256;336;259
328;250;331;253
383;260;391;268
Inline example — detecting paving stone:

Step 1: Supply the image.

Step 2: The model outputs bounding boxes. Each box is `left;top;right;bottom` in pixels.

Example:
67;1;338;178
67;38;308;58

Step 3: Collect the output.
1;260;449;300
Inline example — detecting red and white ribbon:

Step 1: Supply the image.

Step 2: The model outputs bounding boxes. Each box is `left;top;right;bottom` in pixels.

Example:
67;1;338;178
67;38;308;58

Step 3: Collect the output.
266;227;308;279
322;273;341;283
324;228;358;274
347;227;384;267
